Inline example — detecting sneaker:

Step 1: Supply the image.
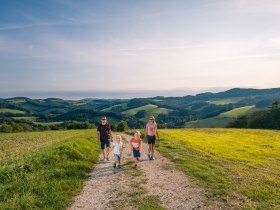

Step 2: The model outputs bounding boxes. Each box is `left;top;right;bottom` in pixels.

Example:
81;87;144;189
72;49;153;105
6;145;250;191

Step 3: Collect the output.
113;163;116;168
148;154;151;160
117;165;121;169
101;157;105;161
150;156;155;160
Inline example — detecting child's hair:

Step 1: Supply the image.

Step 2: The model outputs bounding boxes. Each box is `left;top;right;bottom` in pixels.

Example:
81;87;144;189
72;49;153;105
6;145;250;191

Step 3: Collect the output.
115;135;123;143
134;130;140;139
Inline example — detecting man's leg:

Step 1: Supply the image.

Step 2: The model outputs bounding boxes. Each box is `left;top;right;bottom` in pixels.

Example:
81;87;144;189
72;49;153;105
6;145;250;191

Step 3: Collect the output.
101;149;105;160
106;147;110;160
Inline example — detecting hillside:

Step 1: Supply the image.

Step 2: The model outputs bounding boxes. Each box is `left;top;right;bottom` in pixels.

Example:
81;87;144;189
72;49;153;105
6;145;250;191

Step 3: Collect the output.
1;87;280;130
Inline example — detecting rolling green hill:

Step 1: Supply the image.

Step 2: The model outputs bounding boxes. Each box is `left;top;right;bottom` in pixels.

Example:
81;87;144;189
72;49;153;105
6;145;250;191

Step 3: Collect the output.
186;105;259;128
0;108;25;114
207;97;245;105
219;105;256;117
1;88;280;130
122;104;169;121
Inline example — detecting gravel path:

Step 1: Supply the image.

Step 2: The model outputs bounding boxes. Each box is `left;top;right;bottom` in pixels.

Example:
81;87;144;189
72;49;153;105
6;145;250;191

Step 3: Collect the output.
68;133;225;210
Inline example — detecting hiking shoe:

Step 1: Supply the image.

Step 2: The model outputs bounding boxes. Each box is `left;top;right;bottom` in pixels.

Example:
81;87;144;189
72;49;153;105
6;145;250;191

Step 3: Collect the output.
113;163;116;168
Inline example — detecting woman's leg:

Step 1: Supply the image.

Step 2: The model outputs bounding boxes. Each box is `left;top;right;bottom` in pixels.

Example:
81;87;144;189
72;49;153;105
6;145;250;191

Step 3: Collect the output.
151;144;155;158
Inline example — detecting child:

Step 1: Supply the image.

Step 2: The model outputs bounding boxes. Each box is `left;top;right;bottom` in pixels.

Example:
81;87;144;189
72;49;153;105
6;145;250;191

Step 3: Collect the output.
111;135;124;169
130;131;142;169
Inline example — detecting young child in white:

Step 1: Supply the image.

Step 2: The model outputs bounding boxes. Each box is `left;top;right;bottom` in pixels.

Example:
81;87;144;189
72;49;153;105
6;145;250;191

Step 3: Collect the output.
111;135;124;168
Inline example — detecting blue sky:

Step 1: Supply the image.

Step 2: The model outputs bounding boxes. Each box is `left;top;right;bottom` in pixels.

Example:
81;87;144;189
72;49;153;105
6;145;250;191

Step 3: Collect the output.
1;0;280;98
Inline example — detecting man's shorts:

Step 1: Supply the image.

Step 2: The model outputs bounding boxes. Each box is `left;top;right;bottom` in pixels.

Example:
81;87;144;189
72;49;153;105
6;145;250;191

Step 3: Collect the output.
114;154;121;161
147;135;156;145
133;150;141;158
100;139;110;149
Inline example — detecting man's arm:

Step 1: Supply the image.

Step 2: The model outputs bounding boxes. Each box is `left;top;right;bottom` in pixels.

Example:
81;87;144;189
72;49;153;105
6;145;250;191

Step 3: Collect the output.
109;125;113;141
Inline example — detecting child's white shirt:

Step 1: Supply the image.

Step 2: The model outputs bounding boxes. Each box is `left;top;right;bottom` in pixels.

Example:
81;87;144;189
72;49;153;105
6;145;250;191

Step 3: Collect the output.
113;142;123;155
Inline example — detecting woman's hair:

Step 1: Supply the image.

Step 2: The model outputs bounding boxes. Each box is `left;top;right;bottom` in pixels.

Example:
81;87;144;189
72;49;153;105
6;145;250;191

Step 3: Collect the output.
148;116;156;124
116;135;123;143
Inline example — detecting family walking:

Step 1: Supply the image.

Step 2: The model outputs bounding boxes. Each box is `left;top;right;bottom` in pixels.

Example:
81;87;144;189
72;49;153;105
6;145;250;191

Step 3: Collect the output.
97;116;159;169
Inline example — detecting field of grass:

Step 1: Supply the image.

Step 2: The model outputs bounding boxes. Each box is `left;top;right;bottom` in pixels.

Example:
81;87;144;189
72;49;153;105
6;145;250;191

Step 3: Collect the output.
207;97;245;105
0;108;25;114
123;104;169;121
158;128;280;209
186;105;257;128
12;117;37;121
185;117;232;128
219;105;256;118
33;121;64;126
0;130;100;209
102;103;128;111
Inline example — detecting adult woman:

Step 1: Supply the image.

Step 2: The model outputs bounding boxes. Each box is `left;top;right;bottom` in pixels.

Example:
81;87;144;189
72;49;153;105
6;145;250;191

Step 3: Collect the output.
145;116;159;160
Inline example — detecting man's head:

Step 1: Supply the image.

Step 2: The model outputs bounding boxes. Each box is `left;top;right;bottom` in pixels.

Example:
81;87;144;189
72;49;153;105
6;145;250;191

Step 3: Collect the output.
101;116;107;125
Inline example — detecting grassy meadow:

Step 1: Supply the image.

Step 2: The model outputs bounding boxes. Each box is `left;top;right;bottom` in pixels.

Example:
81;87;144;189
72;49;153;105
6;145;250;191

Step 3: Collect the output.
122;104;169;121
0;108;25;114
186;105;259;128
158;128;280;209
0;130;100;210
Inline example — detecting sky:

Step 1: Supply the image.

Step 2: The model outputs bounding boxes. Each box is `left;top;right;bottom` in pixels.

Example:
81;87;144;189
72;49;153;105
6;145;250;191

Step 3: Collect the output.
0;0;280;99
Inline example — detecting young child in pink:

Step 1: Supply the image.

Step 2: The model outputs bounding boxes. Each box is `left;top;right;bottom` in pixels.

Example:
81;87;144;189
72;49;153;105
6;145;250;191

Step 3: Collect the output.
130;131;142;169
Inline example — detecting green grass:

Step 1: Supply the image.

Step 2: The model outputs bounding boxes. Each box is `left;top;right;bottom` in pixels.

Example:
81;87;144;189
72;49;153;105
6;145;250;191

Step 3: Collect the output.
158;128;280;209
7;99;27;104
123;104;169;121
33;121;64;126
0;130;100;210
185;117;232;128
102;103;128;111
219;105;256;118
12;117;37;121
207;97;245;105
0;108;25;114
186;105;257;128
126;162;165;210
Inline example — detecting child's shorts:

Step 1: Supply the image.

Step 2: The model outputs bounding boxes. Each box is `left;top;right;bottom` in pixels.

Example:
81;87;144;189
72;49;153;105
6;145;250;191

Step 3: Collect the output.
114;154;121;161
133;150;141;158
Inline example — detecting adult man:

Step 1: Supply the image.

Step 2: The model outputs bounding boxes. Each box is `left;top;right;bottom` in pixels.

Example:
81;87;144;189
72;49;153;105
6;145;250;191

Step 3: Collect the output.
97;116;112;161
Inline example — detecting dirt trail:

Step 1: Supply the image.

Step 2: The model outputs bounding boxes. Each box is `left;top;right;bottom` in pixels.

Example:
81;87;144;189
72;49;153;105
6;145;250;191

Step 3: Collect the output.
69;133;224;210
